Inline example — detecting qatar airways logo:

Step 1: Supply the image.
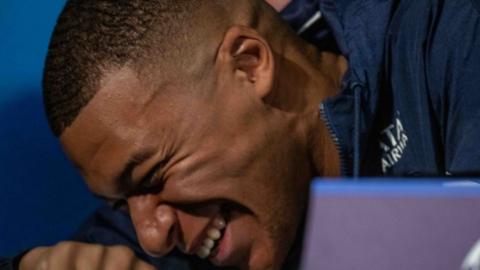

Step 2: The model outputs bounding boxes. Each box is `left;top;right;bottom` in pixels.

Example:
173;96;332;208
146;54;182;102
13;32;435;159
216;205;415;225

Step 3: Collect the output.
462;239;480;270
379;116;408;173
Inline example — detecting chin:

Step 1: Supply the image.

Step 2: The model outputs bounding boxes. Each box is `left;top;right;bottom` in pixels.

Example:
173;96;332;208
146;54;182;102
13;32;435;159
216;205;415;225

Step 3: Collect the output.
245;256;282;270
245;240;290;270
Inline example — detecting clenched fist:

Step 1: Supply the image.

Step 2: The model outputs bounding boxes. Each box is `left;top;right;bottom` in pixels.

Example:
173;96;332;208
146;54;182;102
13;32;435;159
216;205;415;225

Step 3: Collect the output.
19;242;156;270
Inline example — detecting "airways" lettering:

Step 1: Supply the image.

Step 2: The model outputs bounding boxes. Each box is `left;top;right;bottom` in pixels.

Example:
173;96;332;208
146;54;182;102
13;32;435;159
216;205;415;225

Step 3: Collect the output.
380;117;408;173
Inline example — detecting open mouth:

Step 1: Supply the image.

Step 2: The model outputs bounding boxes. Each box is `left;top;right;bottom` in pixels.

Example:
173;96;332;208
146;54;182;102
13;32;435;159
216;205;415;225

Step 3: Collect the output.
188;201;252;265
195;207;229;259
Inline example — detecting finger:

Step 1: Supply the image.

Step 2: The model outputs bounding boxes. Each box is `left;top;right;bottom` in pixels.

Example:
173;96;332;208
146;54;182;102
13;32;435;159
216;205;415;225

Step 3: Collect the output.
73;243;106;270
131;259;156;270
47;241;78;270
103;245;137;270
17;247;49;270
35;249;52;270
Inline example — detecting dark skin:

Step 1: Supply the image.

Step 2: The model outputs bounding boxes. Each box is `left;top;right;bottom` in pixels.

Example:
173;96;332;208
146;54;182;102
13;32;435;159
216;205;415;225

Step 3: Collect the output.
20;3;347;270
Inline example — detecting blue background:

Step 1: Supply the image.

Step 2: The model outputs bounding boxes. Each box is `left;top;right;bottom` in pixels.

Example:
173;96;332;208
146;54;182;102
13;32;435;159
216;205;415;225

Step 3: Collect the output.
0;1;101;257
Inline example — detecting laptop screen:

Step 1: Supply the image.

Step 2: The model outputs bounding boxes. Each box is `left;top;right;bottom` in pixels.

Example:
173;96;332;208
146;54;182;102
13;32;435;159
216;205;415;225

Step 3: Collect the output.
300;179;480;270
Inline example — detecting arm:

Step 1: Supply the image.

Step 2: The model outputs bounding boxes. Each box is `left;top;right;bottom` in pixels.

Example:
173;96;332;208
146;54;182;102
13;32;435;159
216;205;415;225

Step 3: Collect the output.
19;242;155;270
18;205;212;270
15;206;155;270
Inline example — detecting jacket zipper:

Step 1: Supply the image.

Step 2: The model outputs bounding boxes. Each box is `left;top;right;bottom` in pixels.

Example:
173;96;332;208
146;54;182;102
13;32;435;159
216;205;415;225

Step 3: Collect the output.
319;103;348;176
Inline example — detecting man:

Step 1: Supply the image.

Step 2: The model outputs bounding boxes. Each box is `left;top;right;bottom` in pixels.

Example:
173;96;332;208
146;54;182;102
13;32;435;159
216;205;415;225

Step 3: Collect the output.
3;0;480;269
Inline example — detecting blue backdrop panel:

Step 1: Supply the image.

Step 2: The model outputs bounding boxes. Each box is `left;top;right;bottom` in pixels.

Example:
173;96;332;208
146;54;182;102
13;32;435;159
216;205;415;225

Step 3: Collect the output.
0;1;101;256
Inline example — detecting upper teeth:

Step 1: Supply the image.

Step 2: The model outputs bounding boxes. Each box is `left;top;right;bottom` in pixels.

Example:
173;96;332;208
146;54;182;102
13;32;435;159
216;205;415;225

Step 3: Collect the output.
196;215;226;259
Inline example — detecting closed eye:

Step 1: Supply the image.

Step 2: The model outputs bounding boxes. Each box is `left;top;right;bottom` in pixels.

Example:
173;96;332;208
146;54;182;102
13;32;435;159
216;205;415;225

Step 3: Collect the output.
143;156;171;189
133;163;166;196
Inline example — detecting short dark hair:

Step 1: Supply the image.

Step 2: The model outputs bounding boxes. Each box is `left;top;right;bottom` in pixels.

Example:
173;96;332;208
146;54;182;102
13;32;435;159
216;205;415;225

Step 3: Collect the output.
43;0;290;136
43;0;203;136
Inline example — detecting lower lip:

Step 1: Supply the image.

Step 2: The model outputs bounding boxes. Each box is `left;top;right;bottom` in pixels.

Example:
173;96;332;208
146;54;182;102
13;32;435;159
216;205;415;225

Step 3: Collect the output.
209;223;232;265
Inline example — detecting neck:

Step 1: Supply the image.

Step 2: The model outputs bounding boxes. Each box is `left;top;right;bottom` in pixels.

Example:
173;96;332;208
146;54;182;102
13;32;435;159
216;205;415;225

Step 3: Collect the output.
310;49;347;177
277;40;347;176
310;112;342;176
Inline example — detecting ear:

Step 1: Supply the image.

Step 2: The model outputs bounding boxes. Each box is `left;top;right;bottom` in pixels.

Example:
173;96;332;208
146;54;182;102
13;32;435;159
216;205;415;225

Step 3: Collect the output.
216;25;275;99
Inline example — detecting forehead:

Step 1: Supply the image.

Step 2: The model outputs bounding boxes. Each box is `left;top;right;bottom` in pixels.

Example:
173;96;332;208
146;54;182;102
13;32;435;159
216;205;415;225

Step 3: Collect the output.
61;68;152;148
59;67;179;195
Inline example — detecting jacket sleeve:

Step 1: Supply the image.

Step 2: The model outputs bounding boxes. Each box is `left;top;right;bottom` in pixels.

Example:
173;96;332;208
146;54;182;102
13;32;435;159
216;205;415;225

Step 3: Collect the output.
0;258;15;270
0;251;30;270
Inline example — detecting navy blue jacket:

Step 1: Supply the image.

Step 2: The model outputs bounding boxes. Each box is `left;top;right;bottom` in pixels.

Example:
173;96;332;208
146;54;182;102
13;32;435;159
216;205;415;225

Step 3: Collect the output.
288;0;480;177
3;0;480;269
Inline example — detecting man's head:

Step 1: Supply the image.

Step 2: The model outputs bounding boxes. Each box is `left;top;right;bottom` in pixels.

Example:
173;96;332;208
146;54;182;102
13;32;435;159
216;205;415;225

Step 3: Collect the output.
44;1;342;269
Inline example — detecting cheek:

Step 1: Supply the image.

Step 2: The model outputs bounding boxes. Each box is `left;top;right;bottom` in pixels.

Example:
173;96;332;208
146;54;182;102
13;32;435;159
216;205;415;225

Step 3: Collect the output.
248;138;311;268
227;212;277;270
227;152;309;269
234;210;299;270
257;196;305;269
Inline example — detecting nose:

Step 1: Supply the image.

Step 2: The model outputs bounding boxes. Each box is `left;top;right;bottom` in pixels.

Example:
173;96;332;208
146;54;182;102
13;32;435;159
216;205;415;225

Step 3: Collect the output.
127;195;178;257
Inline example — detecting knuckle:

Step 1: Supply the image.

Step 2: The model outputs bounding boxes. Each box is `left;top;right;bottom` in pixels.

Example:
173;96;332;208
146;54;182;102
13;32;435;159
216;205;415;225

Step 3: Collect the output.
134;259;156;270
84;242;105;255
52;241;79;257
40;251;55;270
50;241;73;259
110;245;135;257
36;249;52;270
54;241;74;250
103;246;137;270
104;262;123;270
73;243;107;269
36;259;49;270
